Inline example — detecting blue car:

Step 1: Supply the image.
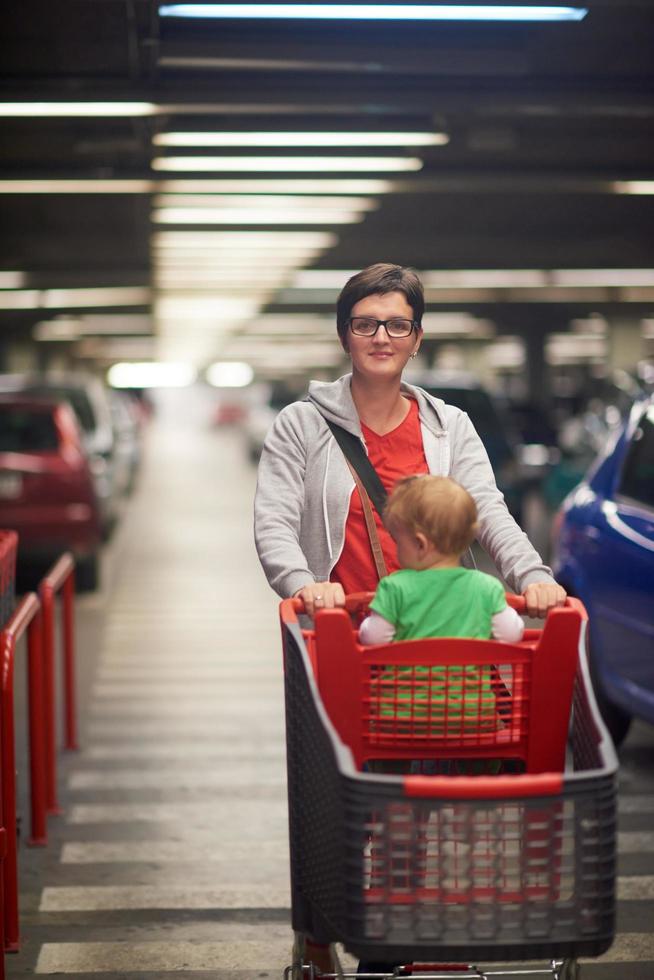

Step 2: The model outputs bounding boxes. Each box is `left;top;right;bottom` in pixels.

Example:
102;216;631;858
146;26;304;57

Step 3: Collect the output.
552;395;654;745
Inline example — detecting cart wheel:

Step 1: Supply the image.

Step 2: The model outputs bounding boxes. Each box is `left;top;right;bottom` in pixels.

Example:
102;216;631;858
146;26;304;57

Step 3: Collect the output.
557;959;580;980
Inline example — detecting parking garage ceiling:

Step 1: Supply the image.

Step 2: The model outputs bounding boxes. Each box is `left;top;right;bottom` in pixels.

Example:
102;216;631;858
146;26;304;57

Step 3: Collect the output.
1;0;654;373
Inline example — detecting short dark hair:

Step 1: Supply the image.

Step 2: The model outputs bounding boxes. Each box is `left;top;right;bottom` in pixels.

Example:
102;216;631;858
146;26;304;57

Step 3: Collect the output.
336;263;424;347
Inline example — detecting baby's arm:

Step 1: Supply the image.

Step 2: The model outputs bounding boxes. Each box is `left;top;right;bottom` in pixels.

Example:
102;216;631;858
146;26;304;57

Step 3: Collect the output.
359;611;396;645
491;605;524;643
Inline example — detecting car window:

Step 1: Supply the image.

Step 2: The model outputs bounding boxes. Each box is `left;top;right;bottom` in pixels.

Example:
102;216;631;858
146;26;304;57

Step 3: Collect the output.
617;408;654;509
33;387;96;432
423;385;514;464
0;408;59;452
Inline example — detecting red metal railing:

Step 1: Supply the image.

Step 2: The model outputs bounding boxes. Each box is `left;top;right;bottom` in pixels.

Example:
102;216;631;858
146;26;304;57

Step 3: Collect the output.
39;553;78;815
0;593;46;952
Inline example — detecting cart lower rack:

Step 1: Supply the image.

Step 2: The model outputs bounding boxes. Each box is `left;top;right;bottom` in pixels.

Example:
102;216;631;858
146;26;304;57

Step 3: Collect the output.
280;594;617;979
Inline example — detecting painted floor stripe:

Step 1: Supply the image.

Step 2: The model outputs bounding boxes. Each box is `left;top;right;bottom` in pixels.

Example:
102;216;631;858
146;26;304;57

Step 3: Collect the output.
81;742;285;760
61;840;289;864
619;795;654;814
618;875;654;900
32;934;654;974
94;672;280;685
87;721;284;737
66;800;288;824
618;831;654;853
39;883;290;911
39;876;654;913
89;692;283;718
68;768;285;790
91;684;282;698
35;939;292;973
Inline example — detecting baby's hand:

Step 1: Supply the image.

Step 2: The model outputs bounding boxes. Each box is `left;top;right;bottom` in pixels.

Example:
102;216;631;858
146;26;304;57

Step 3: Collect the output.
295;581;345;619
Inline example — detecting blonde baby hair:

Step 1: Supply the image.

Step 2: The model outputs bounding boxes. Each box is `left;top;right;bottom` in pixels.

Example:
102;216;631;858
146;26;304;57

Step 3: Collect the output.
384;475;478;557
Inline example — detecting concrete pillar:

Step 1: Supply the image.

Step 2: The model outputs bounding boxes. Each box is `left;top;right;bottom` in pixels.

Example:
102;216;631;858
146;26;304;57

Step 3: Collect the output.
607;318;643;372
523;320;550;407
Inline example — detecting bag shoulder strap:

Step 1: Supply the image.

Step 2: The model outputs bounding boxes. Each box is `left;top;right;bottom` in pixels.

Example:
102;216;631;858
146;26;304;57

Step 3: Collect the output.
322;418;388;522
345;461;388;580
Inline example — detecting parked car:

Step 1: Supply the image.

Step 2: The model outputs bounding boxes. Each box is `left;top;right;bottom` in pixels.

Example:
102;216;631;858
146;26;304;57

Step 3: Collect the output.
0;395;102;590
108;389;142;495
552;395;654;744
0;373;122;536
243;381;303;463
407;370;528;522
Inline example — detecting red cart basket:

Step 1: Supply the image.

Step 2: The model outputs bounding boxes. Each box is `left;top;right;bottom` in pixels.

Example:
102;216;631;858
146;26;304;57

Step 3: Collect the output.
280;594;617;979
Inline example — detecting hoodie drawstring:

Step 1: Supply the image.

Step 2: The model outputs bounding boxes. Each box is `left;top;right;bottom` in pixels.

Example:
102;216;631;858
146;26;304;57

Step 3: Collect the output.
322;437;334;561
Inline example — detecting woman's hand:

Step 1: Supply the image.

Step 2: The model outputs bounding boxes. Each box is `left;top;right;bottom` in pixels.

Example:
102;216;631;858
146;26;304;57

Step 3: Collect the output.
295;581;346;619
522;581;567;618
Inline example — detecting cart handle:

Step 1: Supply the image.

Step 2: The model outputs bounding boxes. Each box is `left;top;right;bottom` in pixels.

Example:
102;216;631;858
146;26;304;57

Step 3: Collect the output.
403;772;563;799
292;591;527;615
291;591;374;615
291;592;582;617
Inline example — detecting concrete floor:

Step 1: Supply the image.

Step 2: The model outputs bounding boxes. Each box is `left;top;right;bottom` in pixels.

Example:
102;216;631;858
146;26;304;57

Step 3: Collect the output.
6;389;654;979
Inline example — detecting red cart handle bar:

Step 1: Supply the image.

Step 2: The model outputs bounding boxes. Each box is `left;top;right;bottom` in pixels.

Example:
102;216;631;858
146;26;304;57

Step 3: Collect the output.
403;772;563;799
291;593;536;616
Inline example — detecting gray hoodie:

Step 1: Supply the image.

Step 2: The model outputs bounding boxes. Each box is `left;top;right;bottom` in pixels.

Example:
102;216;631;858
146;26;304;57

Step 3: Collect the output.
254;373;554;598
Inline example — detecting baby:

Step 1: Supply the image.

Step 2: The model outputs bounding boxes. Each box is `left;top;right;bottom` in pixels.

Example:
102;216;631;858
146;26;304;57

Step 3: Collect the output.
359;475;524;738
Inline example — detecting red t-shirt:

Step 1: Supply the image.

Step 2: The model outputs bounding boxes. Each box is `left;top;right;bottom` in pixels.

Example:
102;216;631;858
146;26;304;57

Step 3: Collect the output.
330;398;429;595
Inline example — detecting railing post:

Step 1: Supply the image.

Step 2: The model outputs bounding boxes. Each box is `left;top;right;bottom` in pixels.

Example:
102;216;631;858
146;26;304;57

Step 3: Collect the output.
62;570;78;751
27;610;48;846
0;593;44;952
1;632;19;952
40;582;60;814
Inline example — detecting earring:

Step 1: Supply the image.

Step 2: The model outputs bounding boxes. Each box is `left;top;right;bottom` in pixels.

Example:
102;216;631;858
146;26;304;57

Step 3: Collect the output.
410;351;418;358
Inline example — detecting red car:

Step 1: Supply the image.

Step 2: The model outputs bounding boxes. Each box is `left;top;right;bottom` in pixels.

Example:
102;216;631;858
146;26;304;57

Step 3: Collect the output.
0;395;102;589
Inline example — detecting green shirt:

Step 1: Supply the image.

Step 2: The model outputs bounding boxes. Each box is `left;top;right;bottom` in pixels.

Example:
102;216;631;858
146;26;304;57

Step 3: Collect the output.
370;567;506;641
370;567;507;734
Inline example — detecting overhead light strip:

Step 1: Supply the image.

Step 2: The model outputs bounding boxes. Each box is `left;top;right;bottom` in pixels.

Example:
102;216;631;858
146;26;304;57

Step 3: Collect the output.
0;103;157;117
159;5;588;23
152;208;369;223
154;131;448;147
152;155;423;172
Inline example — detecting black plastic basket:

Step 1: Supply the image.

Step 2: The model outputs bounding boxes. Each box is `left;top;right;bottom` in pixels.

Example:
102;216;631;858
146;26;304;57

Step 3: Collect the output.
282;605;617;965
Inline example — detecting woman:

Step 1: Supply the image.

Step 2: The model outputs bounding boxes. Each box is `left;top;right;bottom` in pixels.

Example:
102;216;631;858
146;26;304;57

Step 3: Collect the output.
255;262;564;616
254;262;565;974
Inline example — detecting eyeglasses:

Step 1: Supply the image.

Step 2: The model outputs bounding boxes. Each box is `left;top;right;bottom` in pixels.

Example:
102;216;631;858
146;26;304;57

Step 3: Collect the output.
347;316;418;338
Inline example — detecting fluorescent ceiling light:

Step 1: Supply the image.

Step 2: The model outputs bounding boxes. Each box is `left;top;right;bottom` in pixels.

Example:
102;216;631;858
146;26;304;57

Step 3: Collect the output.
159;178;395;194
152;207;367;224
0;180;155;194
0;287;151;310
155;131;448;147
34;315;152;337
242;315;334;335
0;102;157;117
293;268;654;290
0;290;41;309
108;362;197;388
43;287;151;308
159;5;588;23
553;269;654;287
206;361;254;387
152;155;423;172
0;271;26;288
153;231;336;247
153;194;376;210
613;181;654;195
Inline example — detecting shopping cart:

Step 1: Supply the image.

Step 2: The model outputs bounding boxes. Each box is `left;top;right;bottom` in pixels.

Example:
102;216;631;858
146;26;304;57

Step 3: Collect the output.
280;593;617;980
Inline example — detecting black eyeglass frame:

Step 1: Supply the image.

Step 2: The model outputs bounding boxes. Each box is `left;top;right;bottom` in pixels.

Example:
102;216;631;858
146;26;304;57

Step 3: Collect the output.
346;316;420;338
